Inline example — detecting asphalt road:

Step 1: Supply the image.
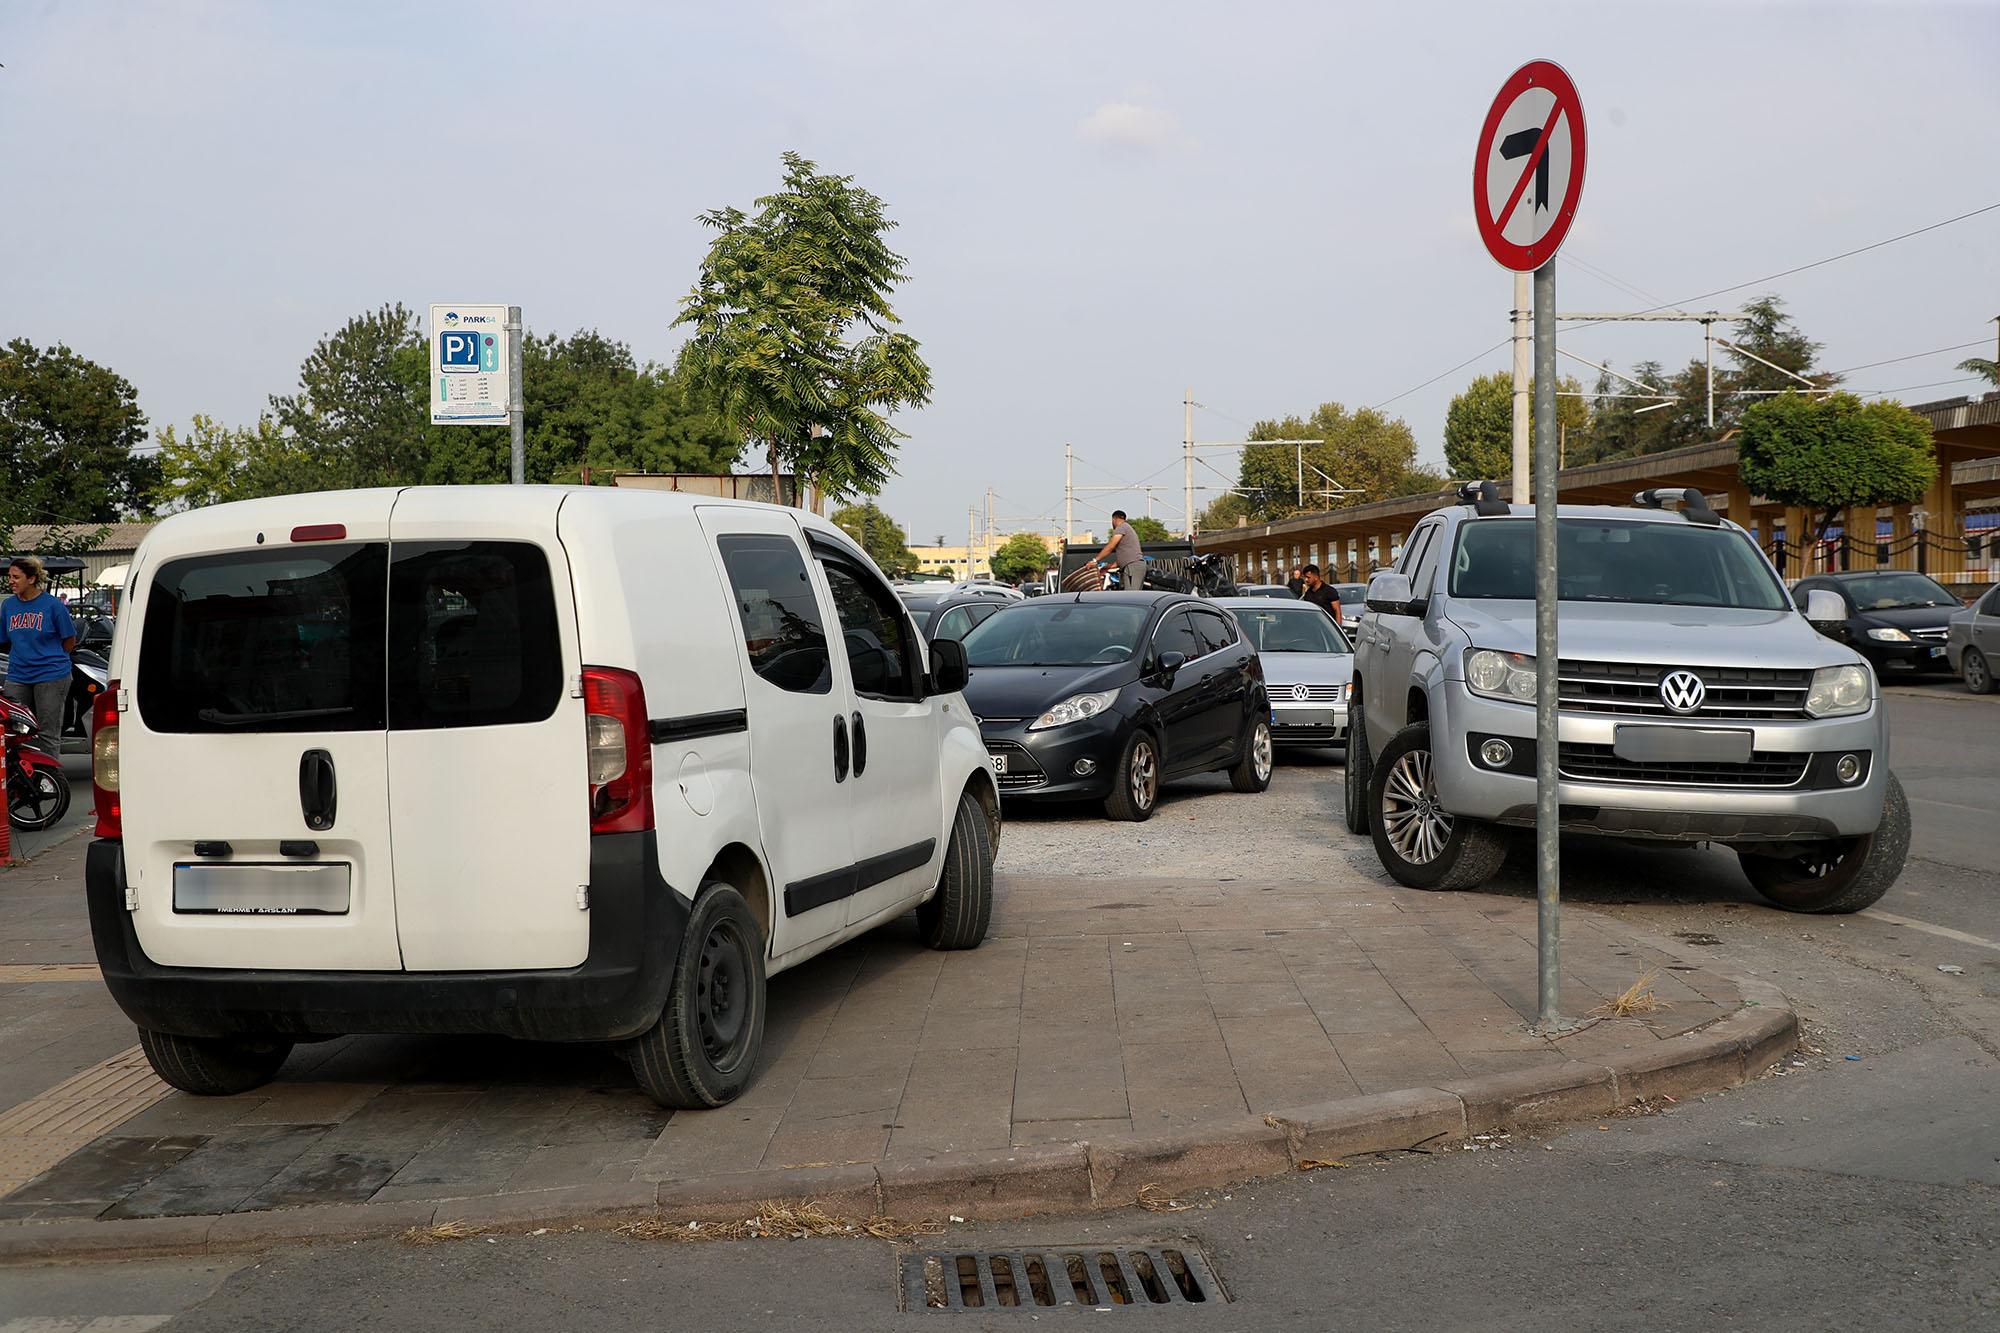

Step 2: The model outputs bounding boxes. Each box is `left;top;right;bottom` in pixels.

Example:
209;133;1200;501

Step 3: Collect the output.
6;681;1994;1329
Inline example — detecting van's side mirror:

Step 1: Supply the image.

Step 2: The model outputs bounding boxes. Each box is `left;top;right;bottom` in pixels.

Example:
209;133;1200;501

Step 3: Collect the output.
1802;588;1846;632
1154;650;1188;686
928;638;970;694
1366;571;1425;617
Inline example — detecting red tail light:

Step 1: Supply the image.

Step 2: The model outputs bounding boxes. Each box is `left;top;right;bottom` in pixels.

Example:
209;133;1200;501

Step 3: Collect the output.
582;667;654;835
92;681;121;839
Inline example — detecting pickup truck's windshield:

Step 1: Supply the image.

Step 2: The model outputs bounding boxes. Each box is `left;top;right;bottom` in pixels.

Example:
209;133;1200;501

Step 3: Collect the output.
1449;518;1789;611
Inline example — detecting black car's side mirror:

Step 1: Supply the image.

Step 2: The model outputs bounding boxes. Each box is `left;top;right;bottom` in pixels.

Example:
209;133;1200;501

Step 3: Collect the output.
928;638;970;694
1154;649;1188;686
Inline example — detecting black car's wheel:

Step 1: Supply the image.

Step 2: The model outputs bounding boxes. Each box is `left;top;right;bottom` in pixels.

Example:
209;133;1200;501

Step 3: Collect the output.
138;1029;294;1096
1738;772;1910;914
1368;723;1508;891
918;789;994;949
1228;717;1273;792
628;882;767;1108
7;765;70;831
1342;708;1372;836
1963;648;1995;694
1103;729;1160;822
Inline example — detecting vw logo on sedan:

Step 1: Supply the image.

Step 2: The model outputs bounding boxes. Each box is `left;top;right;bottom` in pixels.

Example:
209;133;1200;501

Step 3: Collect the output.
1659;670;1707;713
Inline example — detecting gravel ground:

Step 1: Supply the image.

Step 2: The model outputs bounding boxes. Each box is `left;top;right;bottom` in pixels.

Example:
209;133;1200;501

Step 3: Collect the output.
992;746;1376;881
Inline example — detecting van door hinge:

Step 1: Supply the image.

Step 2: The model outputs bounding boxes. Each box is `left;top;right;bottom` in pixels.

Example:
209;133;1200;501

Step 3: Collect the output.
117;687;130;712
576;885;590;911
569;675;585;699
124;886;139;911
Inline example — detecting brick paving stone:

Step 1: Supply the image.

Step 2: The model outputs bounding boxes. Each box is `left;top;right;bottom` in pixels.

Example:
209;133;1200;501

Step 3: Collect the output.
1330;1031;1467;1094
1011;1057;1129;1124
636;1106;785;1181
1009;1117;1131;1144
102;1122;335;1219
918;1004;1021;1052
761;1127;889;1168
232;1083;386;1126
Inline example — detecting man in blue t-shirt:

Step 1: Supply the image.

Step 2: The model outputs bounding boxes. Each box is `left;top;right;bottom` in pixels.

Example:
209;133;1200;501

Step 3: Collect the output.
3;557;78;740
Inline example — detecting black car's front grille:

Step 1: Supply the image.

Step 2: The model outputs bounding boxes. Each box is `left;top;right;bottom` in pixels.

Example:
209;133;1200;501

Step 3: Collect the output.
1557;742;1809;788
985;740;1046;790
1909;627;1948;643
1557;660;1814;720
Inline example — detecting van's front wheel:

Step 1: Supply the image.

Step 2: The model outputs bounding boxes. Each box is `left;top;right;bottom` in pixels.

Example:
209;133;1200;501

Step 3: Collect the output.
918;790;994;950
138;1028;294;1096
629;882;767;1109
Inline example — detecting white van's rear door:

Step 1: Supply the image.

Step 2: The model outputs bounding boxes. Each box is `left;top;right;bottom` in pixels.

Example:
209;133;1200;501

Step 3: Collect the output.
122;495;403;971
385;488;589;971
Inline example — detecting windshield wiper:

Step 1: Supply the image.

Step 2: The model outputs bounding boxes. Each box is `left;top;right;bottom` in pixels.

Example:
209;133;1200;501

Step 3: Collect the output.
197;706;356;727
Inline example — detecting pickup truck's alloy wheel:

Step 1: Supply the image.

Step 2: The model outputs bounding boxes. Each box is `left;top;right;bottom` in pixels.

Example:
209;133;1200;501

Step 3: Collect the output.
629;881;767;1108
1737;771;1911;914
1963;648;1994;694
1368;722;1508;891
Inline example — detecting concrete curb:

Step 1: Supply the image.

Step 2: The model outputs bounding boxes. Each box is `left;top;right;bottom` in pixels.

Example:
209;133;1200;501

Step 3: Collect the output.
0;986;1797;1266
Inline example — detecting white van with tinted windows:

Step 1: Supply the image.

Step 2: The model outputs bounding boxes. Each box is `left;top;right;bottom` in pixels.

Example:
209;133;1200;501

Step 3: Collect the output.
86;487;999;1108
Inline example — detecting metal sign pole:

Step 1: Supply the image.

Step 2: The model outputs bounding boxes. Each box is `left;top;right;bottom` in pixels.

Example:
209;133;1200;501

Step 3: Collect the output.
1532;259;1561;1028
508;306;525;485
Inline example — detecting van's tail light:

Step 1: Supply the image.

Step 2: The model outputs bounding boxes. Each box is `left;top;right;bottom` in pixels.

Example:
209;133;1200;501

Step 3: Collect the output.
582;667;653;835
92;681;121;839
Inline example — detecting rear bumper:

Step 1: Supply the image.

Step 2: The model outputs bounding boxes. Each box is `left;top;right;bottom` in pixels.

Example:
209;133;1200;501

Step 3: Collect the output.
85;831;687;1043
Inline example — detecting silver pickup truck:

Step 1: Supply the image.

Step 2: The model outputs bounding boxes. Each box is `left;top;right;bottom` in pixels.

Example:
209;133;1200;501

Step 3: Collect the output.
1346;484;1908;914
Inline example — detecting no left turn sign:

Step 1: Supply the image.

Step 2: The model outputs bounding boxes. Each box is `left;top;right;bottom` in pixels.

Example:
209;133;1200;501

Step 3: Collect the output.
1474;60;1586;272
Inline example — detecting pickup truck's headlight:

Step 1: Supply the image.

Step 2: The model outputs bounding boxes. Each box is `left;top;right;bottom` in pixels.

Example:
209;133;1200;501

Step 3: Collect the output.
1805;664;1872;718
1029;689;1119;730
1864;627;1911;642
1465;649;1538;702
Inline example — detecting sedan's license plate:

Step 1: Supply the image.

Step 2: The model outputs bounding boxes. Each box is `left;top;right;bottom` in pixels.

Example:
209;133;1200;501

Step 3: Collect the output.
990;753;1008;775
1930;646;1946;659
1612;725;1753;764
174;862;352;915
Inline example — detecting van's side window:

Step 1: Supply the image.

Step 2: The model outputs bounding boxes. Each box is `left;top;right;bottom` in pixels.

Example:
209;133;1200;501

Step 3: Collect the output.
717;534;832;694
822;560;917;700
136;545;389;734
388;542;563;730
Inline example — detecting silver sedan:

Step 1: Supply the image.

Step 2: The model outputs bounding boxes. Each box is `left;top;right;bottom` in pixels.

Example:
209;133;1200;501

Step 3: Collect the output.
1213;597;1354;751
1946;584;2000;693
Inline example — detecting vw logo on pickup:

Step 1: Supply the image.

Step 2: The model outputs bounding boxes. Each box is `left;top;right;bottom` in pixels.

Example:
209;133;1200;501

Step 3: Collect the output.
1659;670;1707;713
1292;683;1311;701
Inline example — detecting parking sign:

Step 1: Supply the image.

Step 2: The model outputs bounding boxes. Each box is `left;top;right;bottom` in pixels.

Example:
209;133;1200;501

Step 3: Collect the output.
429;304;510;424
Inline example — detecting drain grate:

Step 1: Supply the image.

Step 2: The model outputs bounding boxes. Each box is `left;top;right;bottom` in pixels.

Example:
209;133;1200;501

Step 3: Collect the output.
903;1244;1226;1312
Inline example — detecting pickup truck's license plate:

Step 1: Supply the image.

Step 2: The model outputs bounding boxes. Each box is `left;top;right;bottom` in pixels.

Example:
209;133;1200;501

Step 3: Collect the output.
990;753;1008;775
174;862;352;915
1613;725;1753;764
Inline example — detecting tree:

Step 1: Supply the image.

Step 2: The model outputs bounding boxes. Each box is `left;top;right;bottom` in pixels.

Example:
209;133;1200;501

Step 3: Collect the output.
150;414;334;510
1442;372;1586;479
0;338;156;539
1232;402;1432;522
674;152;933;506
988;533;1050;583
1736;392;1937;544
831;501;917;574
1957;355;1998;389
268;303;429;490
1195;491;1254;533
1129;516;1171;543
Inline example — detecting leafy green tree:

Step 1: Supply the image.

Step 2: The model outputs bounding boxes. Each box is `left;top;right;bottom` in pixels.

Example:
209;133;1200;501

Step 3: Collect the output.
1957;354;1998;388
831;501;917;574
268;303;429;490
150;414;336;509
988;533;1050;583
1737;392;1936;543
1233;402;1430;522
1442;372;1585;479
674;152;933;505
1129;517;1171;543
1195;491;1254;533
0;338;156;537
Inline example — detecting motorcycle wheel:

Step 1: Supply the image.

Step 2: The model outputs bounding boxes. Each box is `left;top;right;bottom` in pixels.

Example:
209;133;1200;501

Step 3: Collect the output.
8;764;72;831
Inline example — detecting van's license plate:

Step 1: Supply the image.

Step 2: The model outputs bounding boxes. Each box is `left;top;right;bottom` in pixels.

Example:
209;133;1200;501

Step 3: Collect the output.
989;753;1008;775
1612;725;1753;765
173;863;352;915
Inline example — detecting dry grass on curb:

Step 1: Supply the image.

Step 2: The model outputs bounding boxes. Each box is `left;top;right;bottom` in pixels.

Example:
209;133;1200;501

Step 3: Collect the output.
1592;969;1671;1018
617;1199;946;1244
1136;1182;1194;1212
399;1221;491;1245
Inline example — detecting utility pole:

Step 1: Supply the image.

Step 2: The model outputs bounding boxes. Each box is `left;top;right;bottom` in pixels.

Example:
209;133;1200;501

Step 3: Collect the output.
986;487;996;571
1184;391;1195;537
967;506;976;578
1065;445;1074;543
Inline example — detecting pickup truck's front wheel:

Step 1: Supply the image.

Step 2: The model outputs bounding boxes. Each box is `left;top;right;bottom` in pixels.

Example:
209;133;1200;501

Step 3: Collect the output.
1737;772;1910;914
1369;722;1508;891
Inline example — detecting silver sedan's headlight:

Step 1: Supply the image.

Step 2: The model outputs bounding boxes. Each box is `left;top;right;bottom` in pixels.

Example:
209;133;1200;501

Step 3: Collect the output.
1028;689;1119;730
1804;664;1872;718
1465;649;1537;702
1865;627;1911;642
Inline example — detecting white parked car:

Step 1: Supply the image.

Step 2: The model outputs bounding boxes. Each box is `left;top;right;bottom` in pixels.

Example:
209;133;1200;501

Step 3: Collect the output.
85;487;1000;1108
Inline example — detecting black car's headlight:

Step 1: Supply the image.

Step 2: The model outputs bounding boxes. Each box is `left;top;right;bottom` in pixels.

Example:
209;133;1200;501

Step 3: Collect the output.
1028;689;1119;731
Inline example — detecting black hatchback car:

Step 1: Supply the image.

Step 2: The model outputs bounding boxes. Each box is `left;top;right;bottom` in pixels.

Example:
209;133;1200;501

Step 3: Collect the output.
956;591;1272;821
1792;570;1963;675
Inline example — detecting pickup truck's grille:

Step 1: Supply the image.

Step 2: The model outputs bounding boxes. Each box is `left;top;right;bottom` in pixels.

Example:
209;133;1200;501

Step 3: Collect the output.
1557;660;1813;720
1558;742;1809;787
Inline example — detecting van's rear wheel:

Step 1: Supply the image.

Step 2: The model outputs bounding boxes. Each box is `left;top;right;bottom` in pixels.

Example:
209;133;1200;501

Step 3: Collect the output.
1738;772;1910;914
138;1028;294;1096
629;882;767;1109
918;790;994;950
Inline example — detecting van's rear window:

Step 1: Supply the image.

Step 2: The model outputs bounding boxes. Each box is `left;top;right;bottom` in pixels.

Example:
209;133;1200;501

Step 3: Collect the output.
137;541;561;734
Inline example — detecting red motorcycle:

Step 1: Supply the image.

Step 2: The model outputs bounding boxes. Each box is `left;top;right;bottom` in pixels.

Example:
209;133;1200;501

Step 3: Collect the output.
3;695;71;831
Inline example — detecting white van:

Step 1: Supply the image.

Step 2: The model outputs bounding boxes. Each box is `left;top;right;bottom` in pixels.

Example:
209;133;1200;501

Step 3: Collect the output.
85;487;1000;1108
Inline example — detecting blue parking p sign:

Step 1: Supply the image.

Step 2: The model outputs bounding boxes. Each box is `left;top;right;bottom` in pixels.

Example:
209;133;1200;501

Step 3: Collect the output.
429;303;511;425
439;331;481;372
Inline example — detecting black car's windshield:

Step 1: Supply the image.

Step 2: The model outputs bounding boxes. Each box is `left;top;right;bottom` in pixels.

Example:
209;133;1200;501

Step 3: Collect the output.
959;599;1151;666
1449;518;1788;610
1837;572;1958;611
1232;608;1351;654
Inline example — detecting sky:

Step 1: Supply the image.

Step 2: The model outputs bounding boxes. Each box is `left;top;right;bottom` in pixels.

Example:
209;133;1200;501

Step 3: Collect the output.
6;0;1999;547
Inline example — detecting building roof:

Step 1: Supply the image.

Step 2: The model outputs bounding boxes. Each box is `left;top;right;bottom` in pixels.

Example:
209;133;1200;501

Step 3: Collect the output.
5;522;157;554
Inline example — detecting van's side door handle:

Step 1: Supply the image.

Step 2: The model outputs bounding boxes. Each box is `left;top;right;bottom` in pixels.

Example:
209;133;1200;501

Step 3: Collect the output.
832;715;850;783
299;749;337;831
851;711;867;777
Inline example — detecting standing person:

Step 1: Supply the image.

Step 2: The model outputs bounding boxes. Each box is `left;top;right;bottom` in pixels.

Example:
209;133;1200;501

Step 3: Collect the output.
1299;564;1342;624
1286;566;1305;596
1089;510;1146;591
3;557;77;741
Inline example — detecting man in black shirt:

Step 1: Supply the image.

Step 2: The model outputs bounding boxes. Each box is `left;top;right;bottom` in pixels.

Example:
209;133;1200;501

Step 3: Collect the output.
1299;564;1341;623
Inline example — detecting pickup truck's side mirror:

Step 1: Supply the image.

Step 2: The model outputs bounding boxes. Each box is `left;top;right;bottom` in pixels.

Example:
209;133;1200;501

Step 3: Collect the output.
1366;571;1426;617
928;638;970;694
1802;588;1846;632
1153;650;1188;687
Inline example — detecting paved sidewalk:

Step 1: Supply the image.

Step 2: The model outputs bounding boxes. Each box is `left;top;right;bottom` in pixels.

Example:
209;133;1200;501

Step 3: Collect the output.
0;828;1796;1262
